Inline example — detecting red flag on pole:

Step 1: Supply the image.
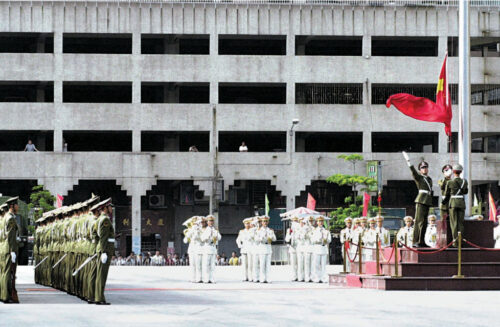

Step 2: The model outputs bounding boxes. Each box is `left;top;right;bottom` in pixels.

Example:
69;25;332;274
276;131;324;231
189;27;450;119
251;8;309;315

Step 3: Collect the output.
56;194;64;208
307;193;316;210
386;53;452;136
489;192;497;222
362;192;371;217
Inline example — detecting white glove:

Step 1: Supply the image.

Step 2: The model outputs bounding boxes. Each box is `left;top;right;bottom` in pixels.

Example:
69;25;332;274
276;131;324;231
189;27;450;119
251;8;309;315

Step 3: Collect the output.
11;252;16;263
101;253;108;264
402;151;411;167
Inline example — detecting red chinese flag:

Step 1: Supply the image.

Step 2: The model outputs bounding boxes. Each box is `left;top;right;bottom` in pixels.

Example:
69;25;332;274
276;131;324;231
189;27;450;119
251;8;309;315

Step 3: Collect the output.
489;192;498;222
386;53;452;136
362;192;370;217
307;193;316;210
56;194;64;208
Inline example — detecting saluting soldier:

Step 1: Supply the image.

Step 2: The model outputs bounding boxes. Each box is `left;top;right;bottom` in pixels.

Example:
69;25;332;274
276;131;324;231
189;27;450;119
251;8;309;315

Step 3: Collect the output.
403;152;433;247
0;197;20;303
442;164;468;246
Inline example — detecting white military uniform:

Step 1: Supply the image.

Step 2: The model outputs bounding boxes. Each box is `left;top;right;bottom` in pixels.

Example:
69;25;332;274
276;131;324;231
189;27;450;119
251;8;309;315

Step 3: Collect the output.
397;226;414;247
351;226;365;263
200;224;221;283
494;222;500;249
311;224;332;283
236;225;254;281
285;221;299;280
184;224;202;282
255;225;276;283
296;222;311;282
425;223;438;248
362;227;377;261
376;226;391;248
340;225;353;272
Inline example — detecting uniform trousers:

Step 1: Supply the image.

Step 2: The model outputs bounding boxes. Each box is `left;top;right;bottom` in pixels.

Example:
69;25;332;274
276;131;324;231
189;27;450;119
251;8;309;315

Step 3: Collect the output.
413;203;430;246
202;253;216;283
258;254;271;283
289;250;297;280
312;254;327;283
240;253;251;281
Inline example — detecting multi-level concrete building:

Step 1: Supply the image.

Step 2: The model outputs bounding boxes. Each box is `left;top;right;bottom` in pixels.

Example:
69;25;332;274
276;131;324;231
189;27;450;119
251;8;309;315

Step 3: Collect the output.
0;0;499;256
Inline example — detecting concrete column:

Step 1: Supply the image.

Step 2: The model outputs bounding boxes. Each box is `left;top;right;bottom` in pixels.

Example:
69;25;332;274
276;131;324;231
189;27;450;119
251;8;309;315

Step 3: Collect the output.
363;131;372;153
362;35;372;58
286;193;295;211
132;32;141;152
131;191;142;255
210;33;218;55
438;130;449;154
53;29;63;152
438;36;448;56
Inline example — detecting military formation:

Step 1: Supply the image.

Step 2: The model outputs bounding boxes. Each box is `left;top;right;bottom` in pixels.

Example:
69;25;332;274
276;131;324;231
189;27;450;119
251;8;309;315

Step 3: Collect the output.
0;197;21;304
34;195;115;305
284;215;332;283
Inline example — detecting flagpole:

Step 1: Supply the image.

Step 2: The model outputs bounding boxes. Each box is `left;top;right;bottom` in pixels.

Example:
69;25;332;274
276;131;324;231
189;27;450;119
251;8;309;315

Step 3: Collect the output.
459;0;471;216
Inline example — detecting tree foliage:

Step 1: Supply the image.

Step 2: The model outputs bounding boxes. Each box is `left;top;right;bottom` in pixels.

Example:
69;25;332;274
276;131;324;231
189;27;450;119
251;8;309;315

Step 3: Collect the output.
27;185;55;231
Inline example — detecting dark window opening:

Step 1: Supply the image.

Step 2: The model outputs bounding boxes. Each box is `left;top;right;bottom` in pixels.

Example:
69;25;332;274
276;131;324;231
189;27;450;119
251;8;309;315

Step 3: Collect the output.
381;180;423;214
141;34;209;54
372;132;438;153
226;180;286;208
218;132;286;152
471;84;500;105
296;83;363;104
296;181;352;209
0;130;53;151
449;132;500;153
63;33;132;54
295;36;362;56
219;83;286;104
141;131;210;152
65;180;130;206
372;37;438;57
296;132;362;152
448;37;500;57
371;84;436;104
63;82;132;103
0;81;54;102
63;131;132;152
141;82;209;103
218;35;286;55
0;33;54;53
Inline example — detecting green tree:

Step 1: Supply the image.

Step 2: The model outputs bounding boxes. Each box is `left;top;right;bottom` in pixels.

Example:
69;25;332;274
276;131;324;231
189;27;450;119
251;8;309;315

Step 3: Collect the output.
27;185;55;234
327;154;377;232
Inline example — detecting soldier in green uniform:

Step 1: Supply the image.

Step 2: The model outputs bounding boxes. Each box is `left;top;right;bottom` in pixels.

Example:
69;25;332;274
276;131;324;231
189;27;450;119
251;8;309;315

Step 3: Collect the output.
0;197;20;303
442;164;468;246
403;152;433;247
438;164;453;220
0;203;8;301
93;198;115;305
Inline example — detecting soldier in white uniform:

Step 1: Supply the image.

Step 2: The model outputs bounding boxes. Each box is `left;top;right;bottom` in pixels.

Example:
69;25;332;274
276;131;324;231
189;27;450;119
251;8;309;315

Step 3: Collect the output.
424;215;438;248
362;218;377;261
494;216;500;249
340;217;353;272
183;217;202;283
236;218;254;281
311;216;332;283
351;217;366;262
200;215;221;283
295;217;309;282
375;216;391;248
284;216;299;281
397;216;414;247
304;216;316;282
251;216;261;282
255;216;276;283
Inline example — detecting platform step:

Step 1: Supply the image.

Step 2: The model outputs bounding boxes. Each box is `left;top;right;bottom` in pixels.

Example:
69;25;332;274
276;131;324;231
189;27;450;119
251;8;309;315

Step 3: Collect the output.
381;262;500;277
401;248;500;263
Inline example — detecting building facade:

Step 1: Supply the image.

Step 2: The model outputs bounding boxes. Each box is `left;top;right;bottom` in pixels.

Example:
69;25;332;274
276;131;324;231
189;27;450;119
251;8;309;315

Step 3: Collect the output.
0;0;499;256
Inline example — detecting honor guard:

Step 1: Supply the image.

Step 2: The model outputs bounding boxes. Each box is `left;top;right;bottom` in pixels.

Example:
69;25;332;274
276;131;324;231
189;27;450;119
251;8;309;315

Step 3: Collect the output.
442;164;468;246
200;215;221;283
255;216;276;283
304;216;316;282
375;216;390;248
439;164;453;221
362;218;377;261
284;216;299;281
236;218;255;282
183;216;202;283
340;217;353;272
0;197;20;303
311;216;331;283
397;216;414;247
403;152;433;247
295;217;309;282
424;215;438;248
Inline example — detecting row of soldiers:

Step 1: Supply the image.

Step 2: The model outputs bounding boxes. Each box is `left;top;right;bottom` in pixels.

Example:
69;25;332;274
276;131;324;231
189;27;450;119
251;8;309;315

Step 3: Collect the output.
283;215;332;283
0;197;21;304
34;195;115;305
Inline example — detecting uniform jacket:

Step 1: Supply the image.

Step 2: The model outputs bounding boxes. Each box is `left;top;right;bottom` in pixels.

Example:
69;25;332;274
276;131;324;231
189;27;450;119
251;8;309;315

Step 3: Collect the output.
410;165;433;206
424;224;438;248
236;228;254;254
200;226;221;255
96;213;115;257
311;227;331;255
397;226;414;246
438;178;451;211
442;177;469;209
255;227;276;255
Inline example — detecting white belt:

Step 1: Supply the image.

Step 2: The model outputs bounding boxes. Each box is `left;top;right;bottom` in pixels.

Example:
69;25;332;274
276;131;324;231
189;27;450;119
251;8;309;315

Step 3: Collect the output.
451;195;464;198
442;196;446;199
108;238;115;242
419;190;430;194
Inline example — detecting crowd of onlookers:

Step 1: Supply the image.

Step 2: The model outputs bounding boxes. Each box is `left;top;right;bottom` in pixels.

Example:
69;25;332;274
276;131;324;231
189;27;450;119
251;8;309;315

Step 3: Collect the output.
110;251;242;266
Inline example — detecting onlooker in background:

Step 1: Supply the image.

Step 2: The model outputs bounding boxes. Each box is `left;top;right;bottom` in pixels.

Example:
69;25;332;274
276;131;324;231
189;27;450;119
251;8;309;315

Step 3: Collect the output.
221;252;228;265
239;141;248;152
143;252;152;266
126;252;137;266
136;253;143;266
189;145;199;152
24;139;38;152
117;255;126;266
151;251;164;266
216;255;222;266
166;253;174;266
110;256;117;265
229;252;239;266
63;142;68;152
173;253;180;265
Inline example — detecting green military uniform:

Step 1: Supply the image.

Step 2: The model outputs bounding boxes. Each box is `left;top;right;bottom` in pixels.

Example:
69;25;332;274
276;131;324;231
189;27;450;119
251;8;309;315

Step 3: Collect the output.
438;177;451;220
94;199;115;305
409;164;433;247
0;205;7;302
0;197;20;303
442;167;468;245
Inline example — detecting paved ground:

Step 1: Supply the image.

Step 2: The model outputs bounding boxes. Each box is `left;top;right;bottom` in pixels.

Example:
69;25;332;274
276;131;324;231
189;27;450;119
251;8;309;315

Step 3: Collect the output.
1;265;498;327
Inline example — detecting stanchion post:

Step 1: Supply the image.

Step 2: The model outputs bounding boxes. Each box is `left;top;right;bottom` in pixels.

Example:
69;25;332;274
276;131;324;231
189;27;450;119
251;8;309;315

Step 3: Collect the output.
358;233;363;275
392;240;400;278
404;234;407;247
453;232;465;278
341;241;347;274
375;233;383;276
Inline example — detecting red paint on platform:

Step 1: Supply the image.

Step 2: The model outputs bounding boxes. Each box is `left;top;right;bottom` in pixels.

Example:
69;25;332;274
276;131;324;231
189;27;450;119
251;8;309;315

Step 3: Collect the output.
364;261;380;275
345;274;362;288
